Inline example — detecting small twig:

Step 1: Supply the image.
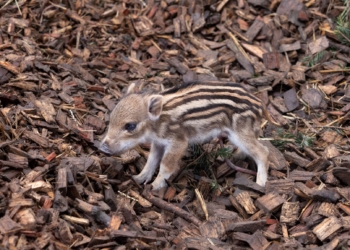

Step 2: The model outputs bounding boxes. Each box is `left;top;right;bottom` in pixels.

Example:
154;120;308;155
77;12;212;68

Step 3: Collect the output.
118;190;138;202
85;175;95;193
151;39;162;52
14;0;22;15
69;110;83;126
76;30;81;49
227;31;251;62
142;185;201;226
219;138;257;176
329;40;350;53
313;125;350;132
319;68;350;73
323;112;349;127
0;0;13;10
195;188;208;221
49;1;67;10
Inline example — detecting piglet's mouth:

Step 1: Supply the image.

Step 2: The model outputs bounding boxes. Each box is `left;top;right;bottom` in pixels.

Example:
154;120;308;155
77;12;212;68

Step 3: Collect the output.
98;142;113;155
98;143;124;156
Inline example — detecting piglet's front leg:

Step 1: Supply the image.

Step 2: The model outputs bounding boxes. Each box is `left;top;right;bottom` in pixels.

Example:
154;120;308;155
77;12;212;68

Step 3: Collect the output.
133;142;165;185
151;140;188;190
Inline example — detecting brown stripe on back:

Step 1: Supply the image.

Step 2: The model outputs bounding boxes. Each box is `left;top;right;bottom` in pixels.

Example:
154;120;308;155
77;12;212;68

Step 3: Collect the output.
180;103;261;123
182;112;231;130
164;92;261;113
164;95;262;118
164;84;260;105
182;105;232;121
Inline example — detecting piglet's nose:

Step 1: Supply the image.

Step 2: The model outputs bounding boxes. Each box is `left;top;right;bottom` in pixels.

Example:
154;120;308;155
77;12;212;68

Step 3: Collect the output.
99;143;111;154
99;138;111;154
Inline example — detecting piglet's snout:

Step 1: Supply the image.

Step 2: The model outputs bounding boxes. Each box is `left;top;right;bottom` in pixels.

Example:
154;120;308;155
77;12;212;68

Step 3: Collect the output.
99;137;112;154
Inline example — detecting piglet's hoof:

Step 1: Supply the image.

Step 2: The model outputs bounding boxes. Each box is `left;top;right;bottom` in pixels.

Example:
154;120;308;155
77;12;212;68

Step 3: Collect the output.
150;177;168;191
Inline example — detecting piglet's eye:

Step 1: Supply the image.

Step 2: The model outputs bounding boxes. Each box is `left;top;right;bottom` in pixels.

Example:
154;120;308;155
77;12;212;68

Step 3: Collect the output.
124;122;137;132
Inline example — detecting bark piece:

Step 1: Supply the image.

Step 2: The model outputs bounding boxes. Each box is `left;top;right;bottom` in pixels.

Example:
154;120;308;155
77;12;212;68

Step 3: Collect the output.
312;188;340;203
109;214;123;230
199;216;225;239
75;198;100;214
34;97;57;123
276;0;306;26
226;220;266;232
324;144;340;159
294;181;314;198
62;215;89;225
245;17;265;43
0;215;23;234
284;151;310;167
248;0;269;8
280;202;300;225
302;88;327;109
23;130;50;148
263;52;280;69
192;5;205;32
132;16;154;36
262;141;287;171
312;216;342;241
58;91;74;104
292;70;305;82
247;75;274;86
104;185;118;212
247;230;269;250
289;170;315;181
235;191;258;215
271;96;289;113
265;179;294;196
53;189;68;212
279;41;301;52
57;167;67;196
317;202;339;217
226;39;254;75
321;171;340;186
267;104;289;126
9;198;35;207
283;88;299;111
101;157;123;179
232;231;251;242
15;208;36;230
256;192;286;213
7;153;28;168
333;167;350;186
233;175;265;193
309;36;329;54
58;219;74;245
305;157;331;172
229;195;248;219
110;229;138;238
341;216;350;229
166;57;189;74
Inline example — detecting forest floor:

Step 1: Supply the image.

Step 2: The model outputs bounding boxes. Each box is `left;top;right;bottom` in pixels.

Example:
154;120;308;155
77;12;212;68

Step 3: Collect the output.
1;0;350;249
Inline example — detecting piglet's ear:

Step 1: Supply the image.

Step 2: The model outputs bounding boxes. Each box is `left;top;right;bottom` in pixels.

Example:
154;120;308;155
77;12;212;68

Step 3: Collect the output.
148;95;163;120
125;83;137;96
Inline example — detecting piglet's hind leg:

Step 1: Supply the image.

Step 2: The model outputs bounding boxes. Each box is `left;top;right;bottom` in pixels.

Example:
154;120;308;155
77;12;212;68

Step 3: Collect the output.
228;131;269;187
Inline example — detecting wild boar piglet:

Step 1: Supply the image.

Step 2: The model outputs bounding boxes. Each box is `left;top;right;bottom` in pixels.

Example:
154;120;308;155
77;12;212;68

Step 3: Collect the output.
99;82;278;190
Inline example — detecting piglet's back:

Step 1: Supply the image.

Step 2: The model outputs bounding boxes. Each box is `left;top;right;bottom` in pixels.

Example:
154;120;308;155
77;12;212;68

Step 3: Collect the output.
157;82;264;136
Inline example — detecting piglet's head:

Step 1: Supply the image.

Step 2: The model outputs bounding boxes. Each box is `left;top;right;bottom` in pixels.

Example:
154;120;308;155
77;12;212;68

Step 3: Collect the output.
99;83;163;155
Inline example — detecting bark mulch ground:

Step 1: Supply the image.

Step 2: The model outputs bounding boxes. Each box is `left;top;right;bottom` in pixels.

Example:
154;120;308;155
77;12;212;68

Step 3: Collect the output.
1;0;350;249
